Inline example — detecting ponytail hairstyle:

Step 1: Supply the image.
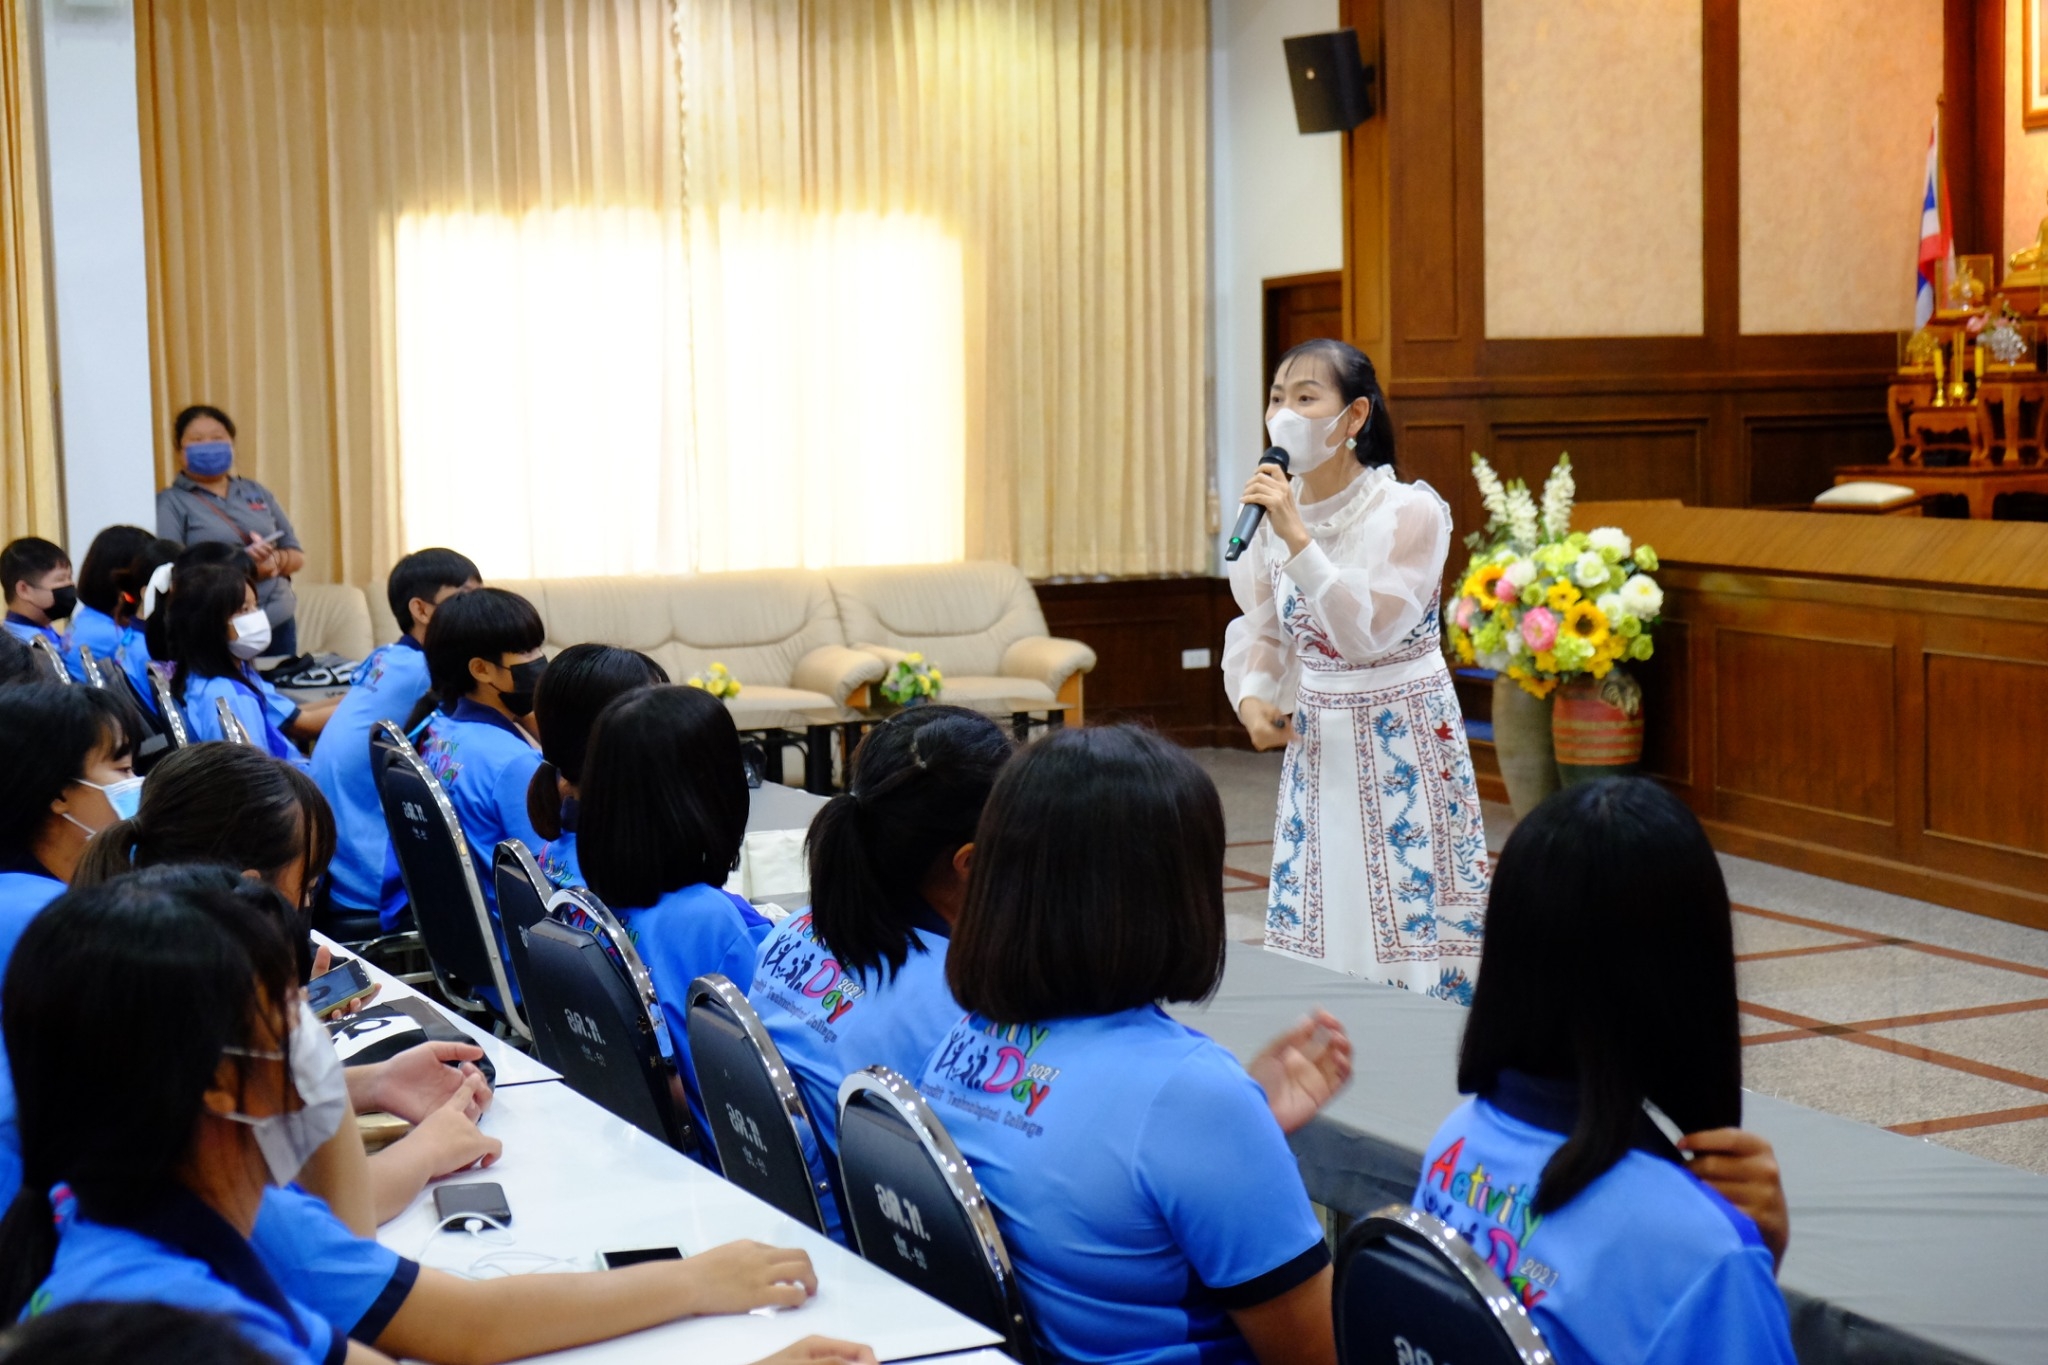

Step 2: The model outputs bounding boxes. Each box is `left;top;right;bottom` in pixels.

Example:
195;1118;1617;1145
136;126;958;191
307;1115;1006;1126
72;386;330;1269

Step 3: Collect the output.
805;706;1013;980
1273;338;1396;471
75;526;155;618
526;644;668;841
0;866;298;1322
110;536;182;631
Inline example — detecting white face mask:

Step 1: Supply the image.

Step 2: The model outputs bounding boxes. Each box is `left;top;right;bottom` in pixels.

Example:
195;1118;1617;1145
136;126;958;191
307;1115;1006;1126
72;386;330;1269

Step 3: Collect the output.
222;1001;349;1186
229;609;272;660
1266;405;1354;476
60;775;144;837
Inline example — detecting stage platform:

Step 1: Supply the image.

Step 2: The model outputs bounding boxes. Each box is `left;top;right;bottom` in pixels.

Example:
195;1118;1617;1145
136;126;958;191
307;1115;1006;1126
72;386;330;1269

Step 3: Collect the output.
1172;942;2048;1365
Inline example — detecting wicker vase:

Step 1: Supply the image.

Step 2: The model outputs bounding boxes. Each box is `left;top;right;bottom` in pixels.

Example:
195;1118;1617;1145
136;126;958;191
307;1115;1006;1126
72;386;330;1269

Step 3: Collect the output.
1552;670;1645;786
1490;673;1561;819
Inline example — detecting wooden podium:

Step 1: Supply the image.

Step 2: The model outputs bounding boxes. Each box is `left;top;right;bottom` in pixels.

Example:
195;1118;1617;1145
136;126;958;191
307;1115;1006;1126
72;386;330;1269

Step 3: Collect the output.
1573;500;2048;929
1846;371;2048;516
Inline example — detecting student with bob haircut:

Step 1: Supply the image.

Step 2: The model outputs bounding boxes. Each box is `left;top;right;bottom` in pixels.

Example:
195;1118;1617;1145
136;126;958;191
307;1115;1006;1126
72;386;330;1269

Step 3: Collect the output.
310;547;481;929
162;556;335;761
417;586;549;927
527;643;669;889
69;525;157;683
1417;777;1795;1364
924;725;1345;1365
0;866;875;1365
578;683;767;1156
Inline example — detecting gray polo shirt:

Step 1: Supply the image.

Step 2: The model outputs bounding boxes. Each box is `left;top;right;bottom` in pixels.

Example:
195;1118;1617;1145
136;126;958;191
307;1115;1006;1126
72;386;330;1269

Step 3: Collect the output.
155;473;303;628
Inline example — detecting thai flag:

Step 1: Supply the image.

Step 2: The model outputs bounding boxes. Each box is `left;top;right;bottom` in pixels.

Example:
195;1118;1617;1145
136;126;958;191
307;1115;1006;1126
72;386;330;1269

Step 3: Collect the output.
1916;112;1953;329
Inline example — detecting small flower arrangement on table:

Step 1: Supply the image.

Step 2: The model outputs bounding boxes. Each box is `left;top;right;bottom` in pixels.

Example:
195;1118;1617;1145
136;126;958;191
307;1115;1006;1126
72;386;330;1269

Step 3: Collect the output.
687;662;742;699
1444;453;1664;699
879;652;944;706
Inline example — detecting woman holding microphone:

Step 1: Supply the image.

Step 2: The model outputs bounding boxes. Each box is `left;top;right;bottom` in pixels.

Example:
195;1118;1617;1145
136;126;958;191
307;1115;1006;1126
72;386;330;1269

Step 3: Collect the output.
1222;339;1489;999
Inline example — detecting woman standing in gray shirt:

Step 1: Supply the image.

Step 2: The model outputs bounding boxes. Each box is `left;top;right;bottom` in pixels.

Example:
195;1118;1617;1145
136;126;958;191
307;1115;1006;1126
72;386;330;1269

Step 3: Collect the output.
154;404;307;658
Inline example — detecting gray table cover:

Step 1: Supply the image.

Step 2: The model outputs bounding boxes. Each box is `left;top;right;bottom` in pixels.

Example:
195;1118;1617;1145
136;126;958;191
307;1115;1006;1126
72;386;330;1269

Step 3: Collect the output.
1168;943;2048;1365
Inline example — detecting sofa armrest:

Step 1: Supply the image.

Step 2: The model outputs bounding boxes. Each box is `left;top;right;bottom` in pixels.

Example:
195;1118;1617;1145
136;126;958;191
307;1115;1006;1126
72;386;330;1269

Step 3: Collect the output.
792;645;888;706
1000;635;1097;696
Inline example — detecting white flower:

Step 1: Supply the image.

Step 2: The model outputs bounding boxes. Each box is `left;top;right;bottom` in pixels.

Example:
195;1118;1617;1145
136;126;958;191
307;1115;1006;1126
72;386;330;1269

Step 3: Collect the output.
1478;649;1514;672
1596;592;1628;623
1506;485;1540;551
1471;455;1509;526
1573;551;1611;589
1619;573;1664;618
1586;526;1631;559
1539;455;1575;540
1501;557;1538;591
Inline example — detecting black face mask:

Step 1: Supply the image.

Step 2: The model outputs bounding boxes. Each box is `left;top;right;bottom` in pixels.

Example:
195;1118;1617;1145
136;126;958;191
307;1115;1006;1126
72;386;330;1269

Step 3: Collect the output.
42;585;76;621
499;658;548;718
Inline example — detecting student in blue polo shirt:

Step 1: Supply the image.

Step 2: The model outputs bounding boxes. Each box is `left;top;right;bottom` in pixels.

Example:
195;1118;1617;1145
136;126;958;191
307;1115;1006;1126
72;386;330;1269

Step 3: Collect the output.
527;644;668;892
923;726;1341;1365
0;685;140;1216
579;684;770;1159
1;867;874;1365
310;548;480;928
1414;777;1795;1365
100;535;181;710
163;556;338;764
67;526;154;682
0;538;79;679
416;588;550;926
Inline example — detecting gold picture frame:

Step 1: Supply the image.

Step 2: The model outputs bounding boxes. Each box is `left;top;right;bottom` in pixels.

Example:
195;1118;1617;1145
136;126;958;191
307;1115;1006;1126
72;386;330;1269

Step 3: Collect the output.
2028;0;2048;130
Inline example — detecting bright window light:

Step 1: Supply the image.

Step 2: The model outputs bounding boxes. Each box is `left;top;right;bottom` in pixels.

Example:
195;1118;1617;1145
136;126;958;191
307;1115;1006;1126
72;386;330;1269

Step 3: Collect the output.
393;207;965;578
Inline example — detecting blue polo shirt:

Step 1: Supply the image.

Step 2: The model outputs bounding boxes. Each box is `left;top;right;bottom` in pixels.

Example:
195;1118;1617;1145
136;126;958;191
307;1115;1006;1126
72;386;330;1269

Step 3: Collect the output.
27;1186;345;1365
619;881;772;1163
3;613;78;680
420;700;545;923
1412;1073;1796;1365
67;604;121;682
918;1007;1330;1365
0;860;65;1213
249;1185;418;1344
311;636;429;923
539;827;582;890
180;667;306;768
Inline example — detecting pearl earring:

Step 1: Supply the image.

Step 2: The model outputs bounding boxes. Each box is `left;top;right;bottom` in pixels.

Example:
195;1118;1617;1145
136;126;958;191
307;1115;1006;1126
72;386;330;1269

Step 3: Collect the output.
1345;437;1358;450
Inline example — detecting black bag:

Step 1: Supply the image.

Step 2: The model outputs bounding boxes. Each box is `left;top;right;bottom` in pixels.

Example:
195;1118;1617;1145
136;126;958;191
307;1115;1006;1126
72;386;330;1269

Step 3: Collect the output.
328;998;497;1087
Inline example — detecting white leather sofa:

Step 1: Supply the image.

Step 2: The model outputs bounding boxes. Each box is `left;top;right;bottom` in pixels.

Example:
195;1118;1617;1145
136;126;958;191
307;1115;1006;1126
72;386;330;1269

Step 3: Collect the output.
296;562;1095;724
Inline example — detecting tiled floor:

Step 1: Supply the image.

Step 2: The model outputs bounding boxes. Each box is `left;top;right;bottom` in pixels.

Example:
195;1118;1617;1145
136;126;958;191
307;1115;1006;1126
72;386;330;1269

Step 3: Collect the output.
1191;747;2048;1176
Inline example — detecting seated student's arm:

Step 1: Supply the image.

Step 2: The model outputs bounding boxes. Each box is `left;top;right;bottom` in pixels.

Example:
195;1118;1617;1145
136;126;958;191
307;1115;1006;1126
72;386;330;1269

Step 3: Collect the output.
490;752;548;852
1678;1127;1789;1271
365;1074;503;1224
1247;1010;1352;1135
289;695;340;738
348;1343;398;1365
377;1241;875;1365
1640;1245;1798;1365
1230;1266;1338;1365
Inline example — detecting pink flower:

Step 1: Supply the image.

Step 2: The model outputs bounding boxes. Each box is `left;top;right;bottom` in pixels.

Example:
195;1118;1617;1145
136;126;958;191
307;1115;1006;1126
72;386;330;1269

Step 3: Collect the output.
1520;606;1558;652
1455;597;1477;630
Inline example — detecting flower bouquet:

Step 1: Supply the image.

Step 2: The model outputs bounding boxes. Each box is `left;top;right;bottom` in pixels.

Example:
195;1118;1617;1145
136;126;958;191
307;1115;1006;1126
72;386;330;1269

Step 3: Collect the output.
687;662;742;699
879;652;944;706
1443;453;1663;699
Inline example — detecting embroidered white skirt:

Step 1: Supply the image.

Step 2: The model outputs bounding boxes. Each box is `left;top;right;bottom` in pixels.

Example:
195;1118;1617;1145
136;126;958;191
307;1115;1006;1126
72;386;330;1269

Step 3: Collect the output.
1264;652;1490;1001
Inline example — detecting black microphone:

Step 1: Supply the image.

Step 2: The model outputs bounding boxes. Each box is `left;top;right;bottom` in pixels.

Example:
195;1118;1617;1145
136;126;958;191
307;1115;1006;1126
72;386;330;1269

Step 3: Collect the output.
1224;448;1290;562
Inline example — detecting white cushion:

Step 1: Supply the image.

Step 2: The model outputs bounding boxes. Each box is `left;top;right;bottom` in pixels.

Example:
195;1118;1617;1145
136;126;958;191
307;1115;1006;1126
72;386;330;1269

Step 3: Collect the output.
295;584;376;662
1816;481;1918;508
827;562;1048;678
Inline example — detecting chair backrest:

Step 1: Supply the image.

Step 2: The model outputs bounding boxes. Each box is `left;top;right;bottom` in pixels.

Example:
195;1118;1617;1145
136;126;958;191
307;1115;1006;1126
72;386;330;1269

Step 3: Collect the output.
836;1067;1036;1362
1333;1205;1553;1365
147;669;190;748
215;696;254;746
524;884;697;1152
76;644;106;688
684;974;831;1233
493;841;560;1065
368;715;409;771
25;634;68;683
371;719;528;1039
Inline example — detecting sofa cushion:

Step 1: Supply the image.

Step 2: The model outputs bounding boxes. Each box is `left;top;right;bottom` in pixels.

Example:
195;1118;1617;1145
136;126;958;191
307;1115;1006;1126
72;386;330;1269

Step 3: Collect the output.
295;584;377;663
827;562;1048;679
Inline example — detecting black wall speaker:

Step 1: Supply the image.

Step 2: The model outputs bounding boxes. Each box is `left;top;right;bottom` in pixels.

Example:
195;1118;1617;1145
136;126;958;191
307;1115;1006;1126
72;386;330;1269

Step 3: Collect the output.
1283;29;1375;133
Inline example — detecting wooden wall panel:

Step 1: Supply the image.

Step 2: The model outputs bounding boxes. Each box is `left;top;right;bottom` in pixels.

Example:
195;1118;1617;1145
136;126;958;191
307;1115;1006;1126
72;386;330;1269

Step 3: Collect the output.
1714;631;1896;823
1491;421;1704;504
1035;577;1245;749
1385;0;1466;350
1924;652;2048;856
1399;421;1472;533
1745;414;1895;507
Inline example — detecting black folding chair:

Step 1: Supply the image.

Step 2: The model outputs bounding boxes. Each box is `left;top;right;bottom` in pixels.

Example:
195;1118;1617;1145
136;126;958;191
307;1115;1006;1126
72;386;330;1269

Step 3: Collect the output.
493;841;562;1067
215;696;254;746
25;634;68;683
685;974;833;1233
147;669;191;750
837;1067;1036;1362
1333;1204;1553;1365
372;719;530;1043
522;884;698;1153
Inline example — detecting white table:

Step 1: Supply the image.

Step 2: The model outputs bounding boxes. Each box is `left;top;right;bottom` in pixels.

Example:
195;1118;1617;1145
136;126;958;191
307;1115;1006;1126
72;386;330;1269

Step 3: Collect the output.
379;1079;1004;1363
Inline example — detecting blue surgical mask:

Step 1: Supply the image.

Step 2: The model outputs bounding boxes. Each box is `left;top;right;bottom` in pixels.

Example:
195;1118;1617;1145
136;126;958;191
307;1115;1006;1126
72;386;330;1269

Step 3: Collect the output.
185;440;234;477
65;774;144;830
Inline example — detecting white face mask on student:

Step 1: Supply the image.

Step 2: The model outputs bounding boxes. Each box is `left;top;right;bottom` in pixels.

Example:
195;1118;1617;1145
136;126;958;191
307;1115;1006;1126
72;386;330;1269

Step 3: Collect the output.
228;609;272;660
1265;406;1357;477
60;775;144;836
221;1001;349;1185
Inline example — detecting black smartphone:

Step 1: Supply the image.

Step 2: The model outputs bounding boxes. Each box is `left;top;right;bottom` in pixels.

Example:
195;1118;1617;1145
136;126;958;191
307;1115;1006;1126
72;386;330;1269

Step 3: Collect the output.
433;1181;512;1227
306;958;376;1018
600;1246;685;1270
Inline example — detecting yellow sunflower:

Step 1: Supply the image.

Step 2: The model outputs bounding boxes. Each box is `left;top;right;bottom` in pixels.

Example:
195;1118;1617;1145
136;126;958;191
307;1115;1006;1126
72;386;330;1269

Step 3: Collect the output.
1563;599;1610;648
1545;581;1581;613
1470;564;1510;609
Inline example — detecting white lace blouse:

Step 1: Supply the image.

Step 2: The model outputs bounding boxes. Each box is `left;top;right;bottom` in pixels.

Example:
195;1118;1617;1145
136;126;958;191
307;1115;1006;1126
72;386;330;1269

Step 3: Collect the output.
1221;464;1452;712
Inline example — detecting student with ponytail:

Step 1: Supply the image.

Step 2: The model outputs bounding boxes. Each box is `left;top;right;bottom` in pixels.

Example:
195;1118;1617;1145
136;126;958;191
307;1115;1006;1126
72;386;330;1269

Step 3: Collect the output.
524;643;668;890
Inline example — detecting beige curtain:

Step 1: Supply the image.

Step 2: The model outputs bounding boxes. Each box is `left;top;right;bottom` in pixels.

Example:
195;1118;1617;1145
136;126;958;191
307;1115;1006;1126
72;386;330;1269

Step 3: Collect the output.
0;0;58;543
138;0;1208;584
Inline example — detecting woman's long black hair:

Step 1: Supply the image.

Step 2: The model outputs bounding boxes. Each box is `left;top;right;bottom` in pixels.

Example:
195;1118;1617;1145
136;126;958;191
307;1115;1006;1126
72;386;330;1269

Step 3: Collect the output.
0;685;138;863
805;705;1013;980
526;644;668;842
162;556;257;700
1273;338;1396;471
0;866;299;1320
1457;777;1742;1213
579;685;749;911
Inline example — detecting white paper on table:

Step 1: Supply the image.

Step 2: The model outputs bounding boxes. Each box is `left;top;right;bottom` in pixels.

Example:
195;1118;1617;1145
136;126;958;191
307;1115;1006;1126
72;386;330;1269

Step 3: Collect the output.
724;828;808;899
